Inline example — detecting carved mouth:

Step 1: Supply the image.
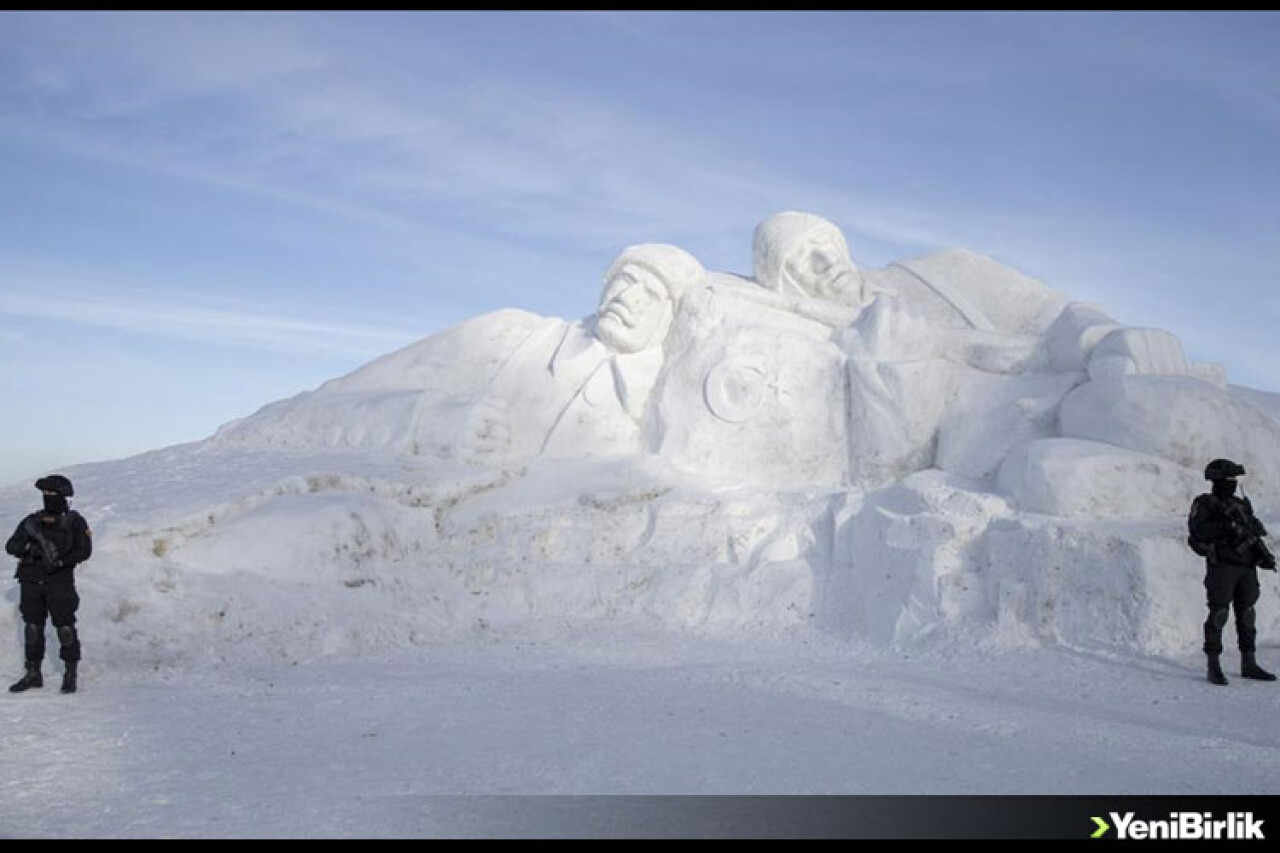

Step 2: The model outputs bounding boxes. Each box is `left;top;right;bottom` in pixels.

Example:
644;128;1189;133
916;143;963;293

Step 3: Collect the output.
600;303;635;328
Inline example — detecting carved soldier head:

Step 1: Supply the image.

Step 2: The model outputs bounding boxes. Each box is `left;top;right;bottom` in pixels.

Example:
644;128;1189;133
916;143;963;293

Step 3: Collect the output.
752;211;864;305
596;244;705;354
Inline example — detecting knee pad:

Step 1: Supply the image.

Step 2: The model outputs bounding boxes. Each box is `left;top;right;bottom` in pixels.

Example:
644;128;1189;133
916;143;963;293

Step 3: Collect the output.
1239;607;1257;630
56;625;78;647
1210;608;1231;630
23;623;43;644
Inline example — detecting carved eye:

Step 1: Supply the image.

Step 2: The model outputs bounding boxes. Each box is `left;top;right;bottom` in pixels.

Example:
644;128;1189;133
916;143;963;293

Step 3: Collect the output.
605;266;658;303
809;239;846;273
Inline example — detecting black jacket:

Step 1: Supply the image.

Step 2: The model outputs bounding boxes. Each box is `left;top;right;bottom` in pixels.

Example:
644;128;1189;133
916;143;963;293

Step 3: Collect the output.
6;510;93;584
1188;492;1269;568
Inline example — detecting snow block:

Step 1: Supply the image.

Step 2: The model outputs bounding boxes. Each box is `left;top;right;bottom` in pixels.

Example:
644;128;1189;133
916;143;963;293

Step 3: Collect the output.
827;471;1013;645
1044;302;1122;373
1059;375;1280;502
1086;327;1188;380
936;372;1082;481
981;517;1280;655
996;438;1203;519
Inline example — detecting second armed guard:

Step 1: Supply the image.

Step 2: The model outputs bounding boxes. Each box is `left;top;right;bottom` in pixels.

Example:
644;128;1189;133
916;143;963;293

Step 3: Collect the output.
1188;458;1277;685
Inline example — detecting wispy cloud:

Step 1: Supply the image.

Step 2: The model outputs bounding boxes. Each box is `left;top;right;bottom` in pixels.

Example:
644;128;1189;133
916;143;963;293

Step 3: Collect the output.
0;11;329;115
0;267;421;359
0;12;970;267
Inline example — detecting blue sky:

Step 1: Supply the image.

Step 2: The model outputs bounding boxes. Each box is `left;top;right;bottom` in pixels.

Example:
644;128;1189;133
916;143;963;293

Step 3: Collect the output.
2;11;1279;487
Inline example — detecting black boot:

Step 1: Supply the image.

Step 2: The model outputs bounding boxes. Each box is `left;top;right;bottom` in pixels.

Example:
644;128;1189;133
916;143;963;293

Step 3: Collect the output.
60;661;78;694
1207;654;1229;686
1242;652;1277;681
56;626;80;694
8;663;43;693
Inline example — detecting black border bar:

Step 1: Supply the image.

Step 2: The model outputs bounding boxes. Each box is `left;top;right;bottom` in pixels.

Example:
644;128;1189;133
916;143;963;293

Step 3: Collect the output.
367;795;1280;839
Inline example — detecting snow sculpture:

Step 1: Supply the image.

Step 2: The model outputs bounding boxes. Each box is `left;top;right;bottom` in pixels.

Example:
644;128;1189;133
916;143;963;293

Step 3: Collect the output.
212;207;1258;515
461;243;705;464
208;308;550;454
734;211;1279;646
211;244;706;465
39;208;1280;661
212;207;1270;521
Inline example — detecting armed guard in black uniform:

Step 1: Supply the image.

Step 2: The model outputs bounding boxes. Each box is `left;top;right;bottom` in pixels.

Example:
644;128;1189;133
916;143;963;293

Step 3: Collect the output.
6;474;93;694
1187;458;1277;686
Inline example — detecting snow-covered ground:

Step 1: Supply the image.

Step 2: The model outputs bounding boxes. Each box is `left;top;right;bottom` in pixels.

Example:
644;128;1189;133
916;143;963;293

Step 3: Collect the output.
2;624;1279;838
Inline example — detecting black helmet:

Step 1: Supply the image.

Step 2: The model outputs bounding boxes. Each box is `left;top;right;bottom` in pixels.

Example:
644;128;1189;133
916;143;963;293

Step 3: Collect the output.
1204;458;1246;482
34;474;74;497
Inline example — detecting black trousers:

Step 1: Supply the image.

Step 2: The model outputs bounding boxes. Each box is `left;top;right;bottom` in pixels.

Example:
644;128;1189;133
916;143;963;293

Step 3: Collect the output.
1203;561;1261;656
18;581;81;663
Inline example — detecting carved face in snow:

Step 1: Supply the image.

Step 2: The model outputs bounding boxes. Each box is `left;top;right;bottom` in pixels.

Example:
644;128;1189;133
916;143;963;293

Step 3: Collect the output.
753;211;864;305
781;230;861;302
595;262;675;354
594;244;705;355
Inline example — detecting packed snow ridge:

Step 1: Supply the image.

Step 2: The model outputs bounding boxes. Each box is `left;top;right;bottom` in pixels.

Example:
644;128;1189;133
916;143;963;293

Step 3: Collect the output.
5;211;1278;672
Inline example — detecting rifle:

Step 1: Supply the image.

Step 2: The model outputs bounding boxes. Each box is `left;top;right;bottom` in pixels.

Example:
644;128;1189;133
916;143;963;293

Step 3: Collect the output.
21;516;63;569
1219;490;1277;571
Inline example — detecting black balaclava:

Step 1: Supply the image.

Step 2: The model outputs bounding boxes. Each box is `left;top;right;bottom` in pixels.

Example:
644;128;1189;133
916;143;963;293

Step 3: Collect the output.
1212;478;1239;499
42;493;68;515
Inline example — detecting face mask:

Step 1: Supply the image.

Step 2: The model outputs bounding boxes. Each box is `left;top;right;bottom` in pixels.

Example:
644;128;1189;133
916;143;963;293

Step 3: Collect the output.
42;494;68;514
1213;479;1238;498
